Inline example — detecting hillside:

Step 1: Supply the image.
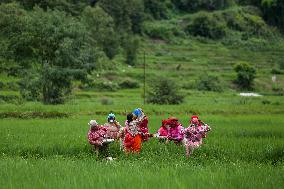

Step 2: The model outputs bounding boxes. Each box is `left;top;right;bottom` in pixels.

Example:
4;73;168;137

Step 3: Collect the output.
0;0;284;105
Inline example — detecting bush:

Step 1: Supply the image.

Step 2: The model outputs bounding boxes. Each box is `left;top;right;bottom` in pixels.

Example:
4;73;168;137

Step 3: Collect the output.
234;62;256;89
186;12;227;39
119;78;140;89
100;97;114;105
196;74;223;92
0;81;18;90
0;94;21;104
182;81;195;90
143;22;174;40
146;77;184;104
222;7;272;37
278;59;284;70
272;86;284;96
19;74;41;101
93;80;119;92
271;68;284;75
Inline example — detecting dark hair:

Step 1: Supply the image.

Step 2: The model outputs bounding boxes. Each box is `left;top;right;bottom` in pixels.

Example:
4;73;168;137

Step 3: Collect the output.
127;113;133;123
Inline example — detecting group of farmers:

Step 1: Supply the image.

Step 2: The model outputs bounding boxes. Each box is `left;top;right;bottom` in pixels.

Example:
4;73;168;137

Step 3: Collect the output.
87;108;211;158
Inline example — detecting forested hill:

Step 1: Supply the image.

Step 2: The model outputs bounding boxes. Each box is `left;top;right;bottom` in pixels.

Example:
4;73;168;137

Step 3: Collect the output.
0;0;284;104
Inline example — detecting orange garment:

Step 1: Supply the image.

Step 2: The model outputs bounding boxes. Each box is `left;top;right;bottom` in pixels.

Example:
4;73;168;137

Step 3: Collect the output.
132;134;142;152
124;133;142;153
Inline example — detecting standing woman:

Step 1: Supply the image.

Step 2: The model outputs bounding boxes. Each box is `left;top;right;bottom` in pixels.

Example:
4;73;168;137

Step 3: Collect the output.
123;113;143;153
132;108;150;142
183;115;211;158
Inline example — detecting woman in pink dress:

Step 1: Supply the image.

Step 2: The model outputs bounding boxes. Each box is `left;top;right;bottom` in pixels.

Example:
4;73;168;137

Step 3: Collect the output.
167;117;184;144
183;115;211;158
156;119;169;140
132;108;150;142
104;113;121;140
87;120;112;157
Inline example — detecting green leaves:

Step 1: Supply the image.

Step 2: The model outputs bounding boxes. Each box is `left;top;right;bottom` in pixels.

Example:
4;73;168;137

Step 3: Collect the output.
81;6;119;59
147;77;184;104
186;11;227;39
0;3;99;104
234;62;256;89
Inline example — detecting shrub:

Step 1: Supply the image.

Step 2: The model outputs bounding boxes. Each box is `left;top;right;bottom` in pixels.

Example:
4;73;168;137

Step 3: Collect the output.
271;68;284;75
19;74;41;101
143;22;174;40
0;94;21;104
272;85;284;96
196;74;223;92
119;78;140;89
186;12;227;39
222;7;272;37
100;97;114;105
93;80;119;92
278;59;284;70
182;81;195;90
146;77;184;104
234;62;256;89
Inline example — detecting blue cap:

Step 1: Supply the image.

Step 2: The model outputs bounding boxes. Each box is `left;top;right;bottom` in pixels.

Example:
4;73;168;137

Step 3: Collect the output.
133;108;142;117
107;113;115;119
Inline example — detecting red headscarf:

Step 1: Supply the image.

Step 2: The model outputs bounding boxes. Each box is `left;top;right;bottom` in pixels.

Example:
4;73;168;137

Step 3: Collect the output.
190;115;199;124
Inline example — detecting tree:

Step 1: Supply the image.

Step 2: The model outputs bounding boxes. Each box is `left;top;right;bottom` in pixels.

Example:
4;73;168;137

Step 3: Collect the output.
186;11;227;39
261;0;284;32
147;77;184;104
98;0;145;33
237;0;284;32
5;0;88;15
82;6;119;59
143;0;171;19
171;0;235;12
124;36;140;65
0;4;99;104
234;62;256;89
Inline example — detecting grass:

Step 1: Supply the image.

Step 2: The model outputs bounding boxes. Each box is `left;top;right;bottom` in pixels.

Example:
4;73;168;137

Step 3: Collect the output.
0;89;283;116
0;114;283;188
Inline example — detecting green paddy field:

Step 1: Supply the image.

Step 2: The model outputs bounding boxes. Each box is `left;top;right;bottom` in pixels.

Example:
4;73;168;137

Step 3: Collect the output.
0;90;283;189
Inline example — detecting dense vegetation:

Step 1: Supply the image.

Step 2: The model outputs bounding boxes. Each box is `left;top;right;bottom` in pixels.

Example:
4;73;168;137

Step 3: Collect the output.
0;0;284;104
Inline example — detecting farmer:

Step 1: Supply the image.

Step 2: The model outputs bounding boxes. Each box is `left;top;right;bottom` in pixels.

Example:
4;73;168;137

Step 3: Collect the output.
118;113;133;151
155;119;170;141
87;120;114;157
104;113;121;140
167;117;184;144
123;113;142;153
183;115;211;158
132;108;150;142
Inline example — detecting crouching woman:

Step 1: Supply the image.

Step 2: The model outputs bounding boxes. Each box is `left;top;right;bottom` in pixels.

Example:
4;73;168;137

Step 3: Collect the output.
87;120;113;157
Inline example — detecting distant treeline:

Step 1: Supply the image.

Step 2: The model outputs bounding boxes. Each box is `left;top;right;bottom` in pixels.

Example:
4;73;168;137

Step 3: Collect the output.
0;0;283;104
0;0;283;31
